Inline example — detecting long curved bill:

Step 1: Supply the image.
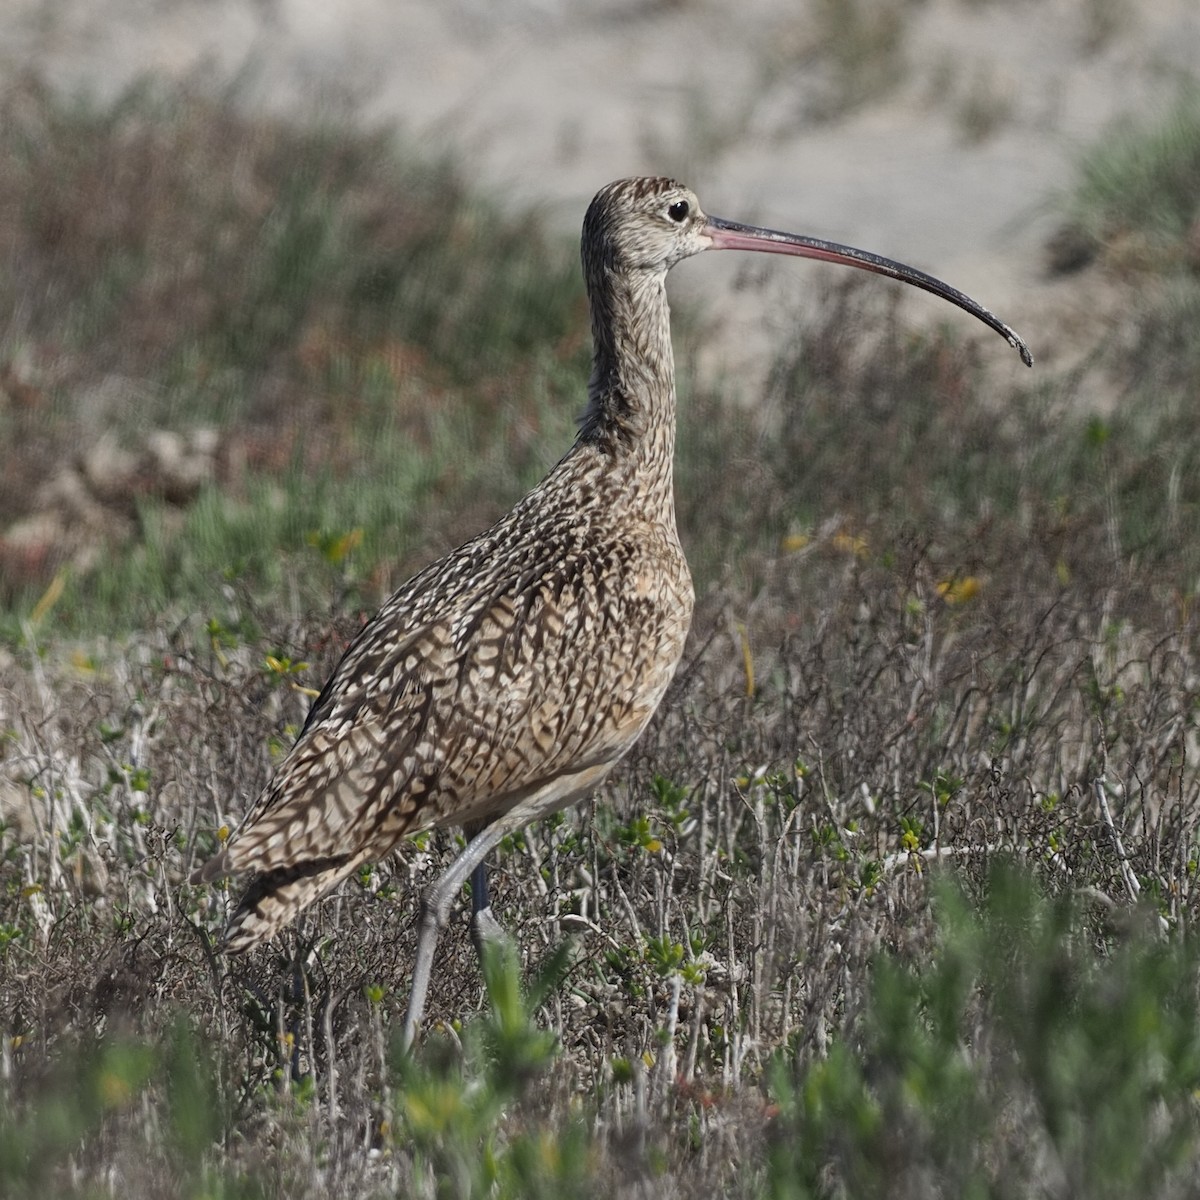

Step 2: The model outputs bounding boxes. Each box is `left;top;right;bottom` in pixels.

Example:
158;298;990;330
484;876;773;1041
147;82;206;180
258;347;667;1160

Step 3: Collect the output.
704;214;1033;367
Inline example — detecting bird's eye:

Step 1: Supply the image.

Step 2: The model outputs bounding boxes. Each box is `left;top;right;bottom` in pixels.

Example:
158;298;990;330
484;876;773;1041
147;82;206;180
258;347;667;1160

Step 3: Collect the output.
667;200;690;223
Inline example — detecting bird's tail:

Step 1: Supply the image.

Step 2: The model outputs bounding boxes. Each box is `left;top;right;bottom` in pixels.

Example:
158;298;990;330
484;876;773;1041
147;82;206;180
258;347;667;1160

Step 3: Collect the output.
219;853;369;953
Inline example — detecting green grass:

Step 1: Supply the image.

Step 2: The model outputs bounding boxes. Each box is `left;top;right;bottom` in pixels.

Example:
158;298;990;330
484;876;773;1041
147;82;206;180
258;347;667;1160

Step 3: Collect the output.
1054;86;1200;269
765;867;1200;1200
0;78;585;633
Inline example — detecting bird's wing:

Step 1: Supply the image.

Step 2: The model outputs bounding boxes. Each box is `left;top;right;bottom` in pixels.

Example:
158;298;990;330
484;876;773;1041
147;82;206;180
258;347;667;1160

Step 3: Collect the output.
197;529;690;883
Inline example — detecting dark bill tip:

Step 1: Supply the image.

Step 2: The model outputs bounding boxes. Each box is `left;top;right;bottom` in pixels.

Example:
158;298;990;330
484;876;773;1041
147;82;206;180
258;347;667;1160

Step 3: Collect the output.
704;215;1033;367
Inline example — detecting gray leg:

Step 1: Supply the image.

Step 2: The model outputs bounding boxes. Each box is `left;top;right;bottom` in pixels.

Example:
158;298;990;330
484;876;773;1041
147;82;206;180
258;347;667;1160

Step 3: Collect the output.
400;808;532;1050
469;858;509;955
400;766;607;1050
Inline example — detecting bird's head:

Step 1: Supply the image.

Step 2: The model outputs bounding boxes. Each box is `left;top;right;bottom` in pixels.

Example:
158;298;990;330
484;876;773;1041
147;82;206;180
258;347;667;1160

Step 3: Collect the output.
582;176;1033;366
583;177;711;275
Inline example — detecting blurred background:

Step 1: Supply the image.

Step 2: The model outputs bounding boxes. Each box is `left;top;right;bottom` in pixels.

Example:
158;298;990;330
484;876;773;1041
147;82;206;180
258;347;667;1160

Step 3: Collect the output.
10;0;1200;333
3;0;1199;627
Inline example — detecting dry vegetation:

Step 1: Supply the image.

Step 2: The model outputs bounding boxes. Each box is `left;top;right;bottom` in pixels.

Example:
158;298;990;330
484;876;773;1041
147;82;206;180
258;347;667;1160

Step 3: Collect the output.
2;77;1200;1198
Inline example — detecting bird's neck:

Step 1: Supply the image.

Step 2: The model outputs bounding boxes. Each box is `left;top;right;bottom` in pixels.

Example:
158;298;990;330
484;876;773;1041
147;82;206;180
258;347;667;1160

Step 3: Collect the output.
576;266;678;514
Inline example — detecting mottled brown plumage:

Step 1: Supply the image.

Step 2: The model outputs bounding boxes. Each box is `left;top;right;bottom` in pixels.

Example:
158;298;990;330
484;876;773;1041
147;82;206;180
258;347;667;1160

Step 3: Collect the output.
193;177;1030;1043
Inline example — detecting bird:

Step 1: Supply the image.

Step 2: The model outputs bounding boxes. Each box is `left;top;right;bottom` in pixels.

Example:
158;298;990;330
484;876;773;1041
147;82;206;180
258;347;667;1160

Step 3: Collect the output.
192;177;1032;1046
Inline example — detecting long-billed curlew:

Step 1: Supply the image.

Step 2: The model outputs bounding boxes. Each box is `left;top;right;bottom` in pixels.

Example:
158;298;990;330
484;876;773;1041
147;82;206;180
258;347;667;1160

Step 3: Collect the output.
192;177;1031;1046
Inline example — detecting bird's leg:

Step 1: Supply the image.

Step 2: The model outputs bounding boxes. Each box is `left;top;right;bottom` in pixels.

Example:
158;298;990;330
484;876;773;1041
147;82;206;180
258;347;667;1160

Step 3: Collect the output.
401;766;605;1050
402;901;442;1052
464;818;509;955
400;806;535;1051
468;858;509;957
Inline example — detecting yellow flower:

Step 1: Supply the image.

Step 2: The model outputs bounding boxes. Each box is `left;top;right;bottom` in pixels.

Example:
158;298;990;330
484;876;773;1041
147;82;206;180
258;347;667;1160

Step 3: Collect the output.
831;531;868;558
936;576;981;604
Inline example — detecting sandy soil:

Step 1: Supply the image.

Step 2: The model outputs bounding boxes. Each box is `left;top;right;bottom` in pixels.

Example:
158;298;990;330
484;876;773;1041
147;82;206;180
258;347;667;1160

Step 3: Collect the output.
6;0;1199;382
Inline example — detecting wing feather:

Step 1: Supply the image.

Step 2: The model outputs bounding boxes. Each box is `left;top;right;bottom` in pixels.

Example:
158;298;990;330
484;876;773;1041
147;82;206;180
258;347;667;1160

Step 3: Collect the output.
192;489;693;949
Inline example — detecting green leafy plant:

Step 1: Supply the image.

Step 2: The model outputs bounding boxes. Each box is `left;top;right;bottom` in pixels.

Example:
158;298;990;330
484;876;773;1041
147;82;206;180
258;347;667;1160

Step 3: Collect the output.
764;865;1200;1199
